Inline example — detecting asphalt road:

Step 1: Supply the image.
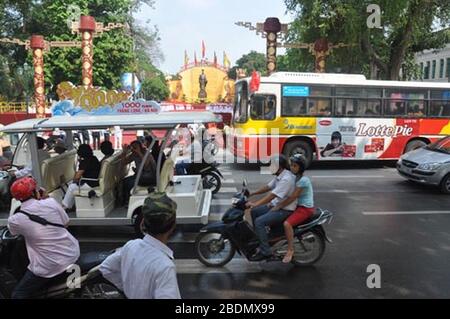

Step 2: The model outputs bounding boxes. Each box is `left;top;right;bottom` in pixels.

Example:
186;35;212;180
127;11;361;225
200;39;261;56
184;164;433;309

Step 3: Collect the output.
71;159;450;299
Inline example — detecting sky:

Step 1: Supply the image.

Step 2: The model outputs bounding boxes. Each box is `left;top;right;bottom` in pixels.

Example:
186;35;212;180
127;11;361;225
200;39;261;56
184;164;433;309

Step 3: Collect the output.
135;0;294;74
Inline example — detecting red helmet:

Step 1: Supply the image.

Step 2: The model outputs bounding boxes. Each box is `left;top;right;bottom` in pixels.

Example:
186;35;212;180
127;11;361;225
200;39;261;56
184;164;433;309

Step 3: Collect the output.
10;177;37;201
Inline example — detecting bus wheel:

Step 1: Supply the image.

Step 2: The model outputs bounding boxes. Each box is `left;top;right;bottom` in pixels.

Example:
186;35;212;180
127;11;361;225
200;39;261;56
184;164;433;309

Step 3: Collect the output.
283;140;313;168
404;139;427;153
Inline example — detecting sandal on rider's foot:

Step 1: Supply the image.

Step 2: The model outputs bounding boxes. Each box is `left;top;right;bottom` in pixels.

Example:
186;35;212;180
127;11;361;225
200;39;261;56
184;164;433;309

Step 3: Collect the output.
282;251;294;264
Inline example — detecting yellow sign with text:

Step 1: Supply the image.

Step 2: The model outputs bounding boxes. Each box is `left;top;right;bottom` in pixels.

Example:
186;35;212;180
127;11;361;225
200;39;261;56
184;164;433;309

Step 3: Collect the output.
56;82;132;111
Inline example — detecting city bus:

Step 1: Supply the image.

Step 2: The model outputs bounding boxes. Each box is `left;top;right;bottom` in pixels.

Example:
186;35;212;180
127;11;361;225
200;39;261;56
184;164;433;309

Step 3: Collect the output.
230;72;450;166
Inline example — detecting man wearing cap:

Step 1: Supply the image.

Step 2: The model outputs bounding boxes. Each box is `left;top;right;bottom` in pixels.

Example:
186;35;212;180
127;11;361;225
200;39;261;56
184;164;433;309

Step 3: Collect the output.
99;192;181;299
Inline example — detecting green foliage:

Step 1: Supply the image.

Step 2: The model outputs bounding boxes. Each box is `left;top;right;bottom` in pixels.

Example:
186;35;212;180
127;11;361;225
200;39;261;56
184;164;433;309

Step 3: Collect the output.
141;75;169;101
283;0;450;80
0;0;166;101
228;50;267;78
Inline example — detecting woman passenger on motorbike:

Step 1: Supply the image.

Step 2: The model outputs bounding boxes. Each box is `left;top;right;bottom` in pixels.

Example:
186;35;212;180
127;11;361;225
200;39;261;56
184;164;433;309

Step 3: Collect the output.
270;154;315;263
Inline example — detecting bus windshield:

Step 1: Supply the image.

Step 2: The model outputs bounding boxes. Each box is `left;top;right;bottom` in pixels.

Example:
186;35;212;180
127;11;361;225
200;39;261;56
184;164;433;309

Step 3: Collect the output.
233;81;248;123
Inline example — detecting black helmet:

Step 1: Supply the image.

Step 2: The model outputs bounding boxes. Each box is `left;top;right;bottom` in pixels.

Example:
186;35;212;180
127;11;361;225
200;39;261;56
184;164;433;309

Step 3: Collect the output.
142;192;177;235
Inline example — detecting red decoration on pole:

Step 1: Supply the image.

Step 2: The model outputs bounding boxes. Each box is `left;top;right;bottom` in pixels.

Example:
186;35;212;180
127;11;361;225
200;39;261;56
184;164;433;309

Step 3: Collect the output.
250;70;260;93
30;35;46;119
202;40;206;59
79;16;96;88
313;38;330;73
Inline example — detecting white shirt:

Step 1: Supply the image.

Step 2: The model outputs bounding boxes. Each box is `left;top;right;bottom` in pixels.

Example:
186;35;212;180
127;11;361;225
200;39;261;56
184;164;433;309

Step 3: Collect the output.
267;169;297;211
15;149;50;178
7;198;80;278
100;234;181;299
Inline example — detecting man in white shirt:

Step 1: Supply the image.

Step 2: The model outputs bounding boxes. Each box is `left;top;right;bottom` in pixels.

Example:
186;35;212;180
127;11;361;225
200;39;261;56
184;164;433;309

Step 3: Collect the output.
7;177;80;299
245;154;296;260
100;192;181;299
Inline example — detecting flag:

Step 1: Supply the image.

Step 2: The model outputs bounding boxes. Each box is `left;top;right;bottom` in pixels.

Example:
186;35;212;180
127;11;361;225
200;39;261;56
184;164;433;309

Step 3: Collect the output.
213;51;217;67
202;40;206;59
223;51;231;69
184;50;189;69
194;51;198;65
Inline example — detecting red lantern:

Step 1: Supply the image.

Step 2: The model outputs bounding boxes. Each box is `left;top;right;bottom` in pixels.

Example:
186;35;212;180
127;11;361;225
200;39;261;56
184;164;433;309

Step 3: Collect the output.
250;70;260;93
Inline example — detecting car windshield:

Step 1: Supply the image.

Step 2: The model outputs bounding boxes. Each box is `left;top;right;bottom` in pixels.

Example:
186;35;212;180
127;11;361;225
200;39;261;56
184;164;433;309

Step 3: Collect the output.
426;137;450;154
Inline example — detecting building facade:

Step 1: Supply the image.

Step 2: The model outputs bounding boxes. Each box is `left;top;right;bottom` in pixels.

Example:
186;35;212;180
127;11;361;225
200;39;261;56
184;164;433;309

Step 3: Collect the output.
415;44;450;82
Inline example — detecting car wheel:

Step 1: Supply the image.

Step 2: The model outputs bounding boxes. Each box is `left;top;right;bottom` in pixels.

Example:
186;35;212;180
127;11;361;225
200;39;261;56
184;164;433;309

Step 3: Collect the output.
440;174;450;194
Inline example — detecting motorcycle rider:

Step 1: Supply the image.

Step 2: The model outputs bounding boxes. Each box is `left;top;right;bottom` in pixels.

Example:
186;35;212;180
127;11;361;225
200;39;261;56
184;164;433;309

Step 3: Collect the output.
7;177;80;299
245;154;296;261
271;154;315;263
100;192;181;299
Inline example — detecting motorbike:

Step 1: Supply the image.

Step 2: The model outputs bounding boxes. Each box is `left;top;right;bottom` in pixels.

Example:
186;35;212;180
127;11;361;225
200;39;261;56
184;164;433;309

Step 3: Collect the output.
0;171;12;211
187;160;223;195
0;227;123;299
170;139;223;194
195;180;333;267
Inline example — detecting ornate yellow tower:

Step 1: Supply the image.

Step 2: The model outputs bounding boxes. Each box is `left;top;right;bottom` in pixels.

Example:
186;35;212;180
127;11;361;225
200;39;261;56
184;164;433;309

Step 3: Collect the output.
167;55;235;104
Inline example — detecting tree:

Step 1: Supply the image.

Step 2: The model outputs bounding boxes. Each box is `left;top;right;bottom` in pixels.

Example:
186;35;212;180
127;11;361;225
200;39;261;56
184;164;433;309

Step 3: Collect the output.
141;76;169;101
283;0;450;80
228;51;266;79
0;0;164;100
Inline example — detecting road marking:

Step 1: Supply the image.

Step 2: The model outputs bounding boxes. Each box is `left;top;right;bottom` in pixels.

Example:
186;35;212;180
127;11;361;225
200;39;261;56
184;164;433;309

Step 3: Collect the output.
362;210;450;216
218;187;238;193
175;258;261;274
212;199;231;206
209;214;224;222
222;179;235;184
221;171;232;176
310;175;386;178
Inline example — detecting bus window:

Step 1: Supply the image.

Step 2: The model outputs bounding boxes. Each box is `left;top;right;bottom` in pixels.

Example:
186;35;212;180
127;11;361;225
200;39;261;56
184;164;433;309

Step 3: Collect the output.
250;95;276;120
308;98;331;116
336;86;382;98
430;101;450;117
384;100;406;117
406;101;426;117
336;99;380;117
282;97;306;116
233;82;248;123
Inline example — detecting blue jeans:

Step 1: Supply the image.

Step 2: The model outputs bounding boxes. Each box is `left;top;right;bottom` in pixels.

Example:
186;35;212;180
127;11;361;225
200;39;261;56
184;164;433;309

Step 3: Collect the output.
251;205;293;256
12;270;52;299
175;161;191;175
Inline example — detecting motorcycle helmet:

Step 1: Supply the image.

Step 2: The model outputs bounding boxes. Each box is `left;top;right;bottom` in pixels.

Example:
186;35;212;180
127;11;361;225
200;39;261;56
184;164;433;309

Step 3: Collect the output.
10;177;37;201
290;154;306;175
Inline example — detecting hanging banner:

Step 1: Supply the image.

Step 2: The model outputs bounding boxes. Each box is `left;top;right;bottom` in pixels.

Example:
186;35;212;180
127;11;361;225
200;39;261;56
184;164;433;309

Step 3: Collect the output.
52;99;160;116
